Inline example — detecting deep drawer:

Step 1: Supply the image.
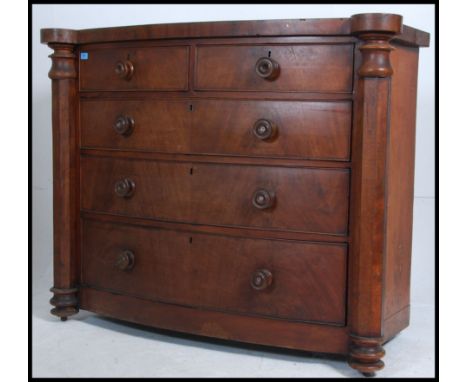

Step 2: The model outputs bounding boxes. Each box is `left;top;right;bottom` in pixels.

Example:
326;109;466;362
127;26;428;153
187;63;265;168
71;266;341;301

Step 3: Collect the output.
195;44;353;93
81;220;347;325
80;156;350;235
79;46;189;91
80;99;351;161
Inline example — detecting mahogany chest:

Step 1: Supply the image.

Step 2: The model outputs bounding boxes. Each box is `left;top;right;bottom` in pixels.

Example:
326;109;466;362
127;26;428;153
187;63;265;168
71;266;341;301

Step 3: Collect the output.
41;14;430;376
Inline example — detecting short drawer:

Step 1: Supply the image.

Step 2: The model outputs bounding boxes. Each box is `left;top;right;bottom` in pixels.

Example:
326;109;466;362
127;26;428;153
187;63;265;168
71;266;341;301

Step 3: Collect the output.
80;99;191;152
80;99;351;161
82;220;347;325
81;156;350;235
195;44;353;92
79;46;189;91
192;100;351;160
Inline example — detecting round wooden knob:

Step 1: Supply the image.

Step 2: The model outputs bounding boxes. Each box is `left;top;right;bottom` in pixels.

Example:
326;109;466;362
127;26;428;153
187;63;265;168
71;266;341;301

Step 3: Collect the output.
115;60;134;80
255;57;280;80
252;189;275;210
114;178;135;198
251;269;273;291
115;250;135;271
113;116;134;136
253;119;277;141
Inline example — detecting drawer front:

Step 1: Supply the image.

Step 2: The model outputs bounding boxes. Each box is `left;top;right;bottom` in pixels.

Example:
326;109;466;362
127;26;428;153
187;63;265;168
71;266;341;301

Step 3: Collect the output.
81;157;192;222
81;156;350;235
80;100;191;151
192;100;351;160
79;46;189;91
80;99;351;161
82;220;347;325
195;44;353;92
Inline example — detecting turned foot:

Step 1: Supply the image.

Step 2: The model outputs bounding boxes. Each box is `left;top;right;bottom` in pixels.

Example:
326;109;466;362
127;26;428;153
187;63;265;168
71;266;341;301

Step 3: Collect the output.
348;335;385;376
50;287;79;320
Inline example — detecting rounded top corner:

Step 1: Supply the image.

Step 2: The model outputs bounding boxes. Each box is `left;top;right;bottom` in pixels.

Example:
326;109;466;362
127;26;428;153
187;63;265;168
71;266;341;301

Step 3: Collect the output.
40;28;78;45
350;13;403;36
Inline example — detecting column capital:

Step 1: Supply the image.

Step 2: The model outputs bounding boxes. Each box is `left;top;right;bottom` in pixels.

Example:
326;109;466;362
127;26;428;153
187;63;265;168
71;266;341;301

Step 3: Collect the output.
350;13;403;78
47;43;77;80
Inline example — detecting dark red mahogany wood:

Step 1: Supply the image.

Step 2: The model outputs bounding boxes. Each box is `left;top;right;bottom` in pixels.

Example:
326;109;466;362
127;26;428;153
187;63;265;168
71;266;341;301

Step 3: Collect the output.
80;99;352;161
81;220;347;325
42;14;429;376
80;156;350;235
80;46;189;91
194;44;354;92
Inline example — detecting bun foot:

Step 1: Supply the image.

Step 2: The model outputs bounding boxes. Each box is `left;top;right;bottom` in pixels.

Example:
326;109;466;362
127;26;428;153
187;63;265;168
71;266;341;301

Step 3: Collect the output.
50;287;79;320
348;335;385;376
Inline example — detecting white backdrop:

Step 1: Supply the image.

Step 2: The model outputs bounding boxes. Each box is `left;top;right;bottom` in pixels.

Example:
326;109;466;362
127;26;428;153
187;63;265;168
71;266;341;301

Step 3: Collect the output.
32;4;435;307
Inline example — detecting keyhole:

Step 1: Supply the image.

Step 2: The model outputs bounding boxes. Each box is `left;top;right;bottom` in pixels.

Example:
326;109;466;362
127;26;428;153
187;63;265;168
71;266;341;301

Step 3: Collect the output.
268;50;271;58
189;237;193;244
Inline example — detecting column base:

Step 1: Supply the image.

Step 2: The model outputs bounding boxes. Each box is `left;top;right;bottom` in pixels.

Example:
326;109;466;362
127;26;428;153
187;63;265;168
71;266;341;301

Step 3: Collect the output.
50;287;79;320
348;335;385;376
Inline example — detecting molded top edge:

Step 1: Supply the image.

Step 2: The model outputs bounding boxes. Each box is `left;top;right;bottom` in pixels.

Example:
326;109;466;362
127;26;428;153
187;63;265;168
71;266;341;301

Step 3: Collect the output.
350;13;403;35
41;28;78;45
40;15;430;47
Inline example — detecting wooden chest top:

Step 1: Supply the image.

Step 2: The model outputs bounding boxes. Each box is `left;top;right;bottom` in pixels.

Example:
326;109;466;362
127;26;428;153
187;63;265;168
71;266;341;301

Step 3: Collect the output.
42;13;430;377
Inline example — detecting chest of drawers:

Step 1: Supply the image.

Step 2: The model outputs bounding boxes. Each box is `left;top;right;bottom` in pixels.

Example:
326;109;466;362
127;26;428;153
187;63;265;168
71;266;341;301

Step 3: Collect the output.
41;13;429;376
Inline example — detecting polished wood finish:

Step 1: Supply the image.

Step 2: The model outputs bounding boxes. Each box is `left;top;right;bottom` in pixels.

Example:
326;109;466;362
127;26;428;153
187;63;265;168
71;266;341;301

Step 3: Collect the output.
195;44;354;92
81;148;351;170
81;156;350;234
346;13;424;374
79;287;349;354
348;335;386;377
191;100;351;160
42;14;429;376
40;17;429;47
47;43;79;320
81;99;191;151
79;46;189;91
82;220;347;325
81;212;349;244
351;14;401;78
382;44;420;334
190;164;349;234
81;99;351;161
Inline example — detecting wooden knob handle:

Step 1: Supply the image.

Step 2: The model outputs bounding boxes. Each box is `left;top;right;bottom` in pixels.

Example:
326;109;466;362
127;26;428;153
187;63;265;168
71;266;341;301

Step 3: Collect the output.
115;250;135;271
251;269;273;291
252;189;275;210
253;119;277;141
115;60;134;80
113;116;134;136
255;57;280;80
114;178;135;198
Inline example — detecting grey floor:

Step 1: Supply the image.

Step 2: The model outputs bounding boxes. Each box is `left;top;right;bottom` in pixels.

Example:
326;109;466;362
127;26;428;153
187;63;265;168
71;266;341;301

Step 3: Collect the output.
32;265;435;378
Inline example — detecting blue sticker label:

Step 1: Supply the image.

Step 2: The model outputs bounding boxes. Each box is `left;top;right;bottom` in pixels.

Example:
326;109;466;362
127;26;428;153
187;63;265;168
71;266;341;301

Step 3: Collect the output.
80;52;88;60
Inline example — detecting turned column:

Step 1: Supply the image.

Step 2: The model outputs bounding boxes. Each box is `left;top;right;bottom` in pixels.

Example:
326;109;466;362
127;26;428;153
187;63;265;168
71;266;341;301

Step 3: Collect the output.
42;31;79;320
347;13;402;377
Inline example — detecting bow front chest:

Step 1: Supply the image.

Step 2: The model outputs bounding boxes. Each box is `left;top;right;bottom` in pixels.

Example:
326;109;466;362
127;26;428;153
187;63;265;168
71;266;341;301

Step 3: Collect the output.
41;13;430;376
